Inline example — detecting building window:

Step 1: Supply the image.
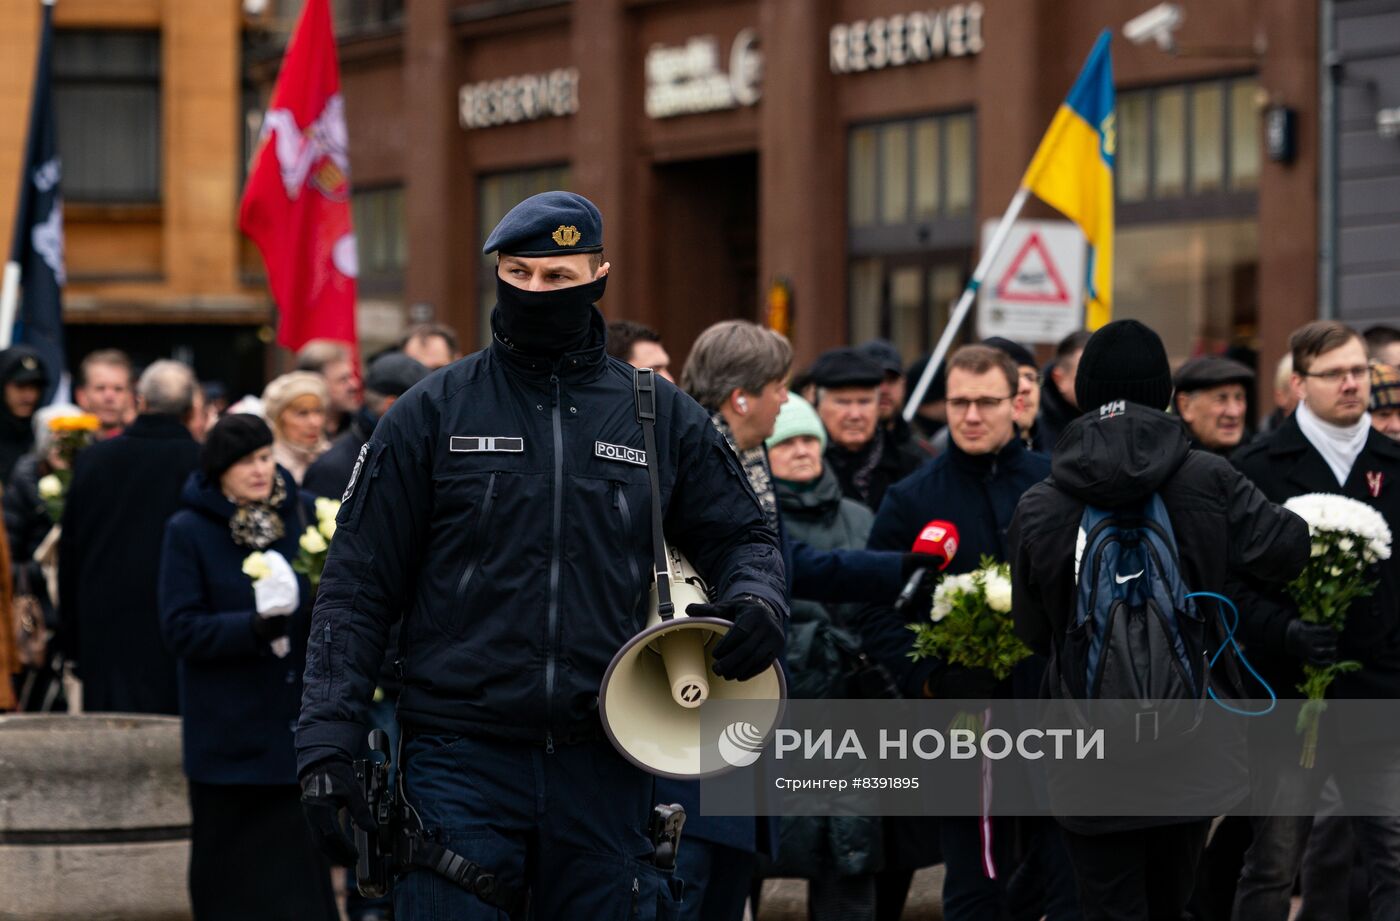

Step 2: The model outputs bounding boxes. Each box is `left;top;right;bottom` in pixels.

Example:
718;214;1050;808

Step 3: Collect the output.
352;185;406;294
477;165;572;347
1113;77;1262;360
847;112;975;362
1115;75;1260;221
53;30;161;204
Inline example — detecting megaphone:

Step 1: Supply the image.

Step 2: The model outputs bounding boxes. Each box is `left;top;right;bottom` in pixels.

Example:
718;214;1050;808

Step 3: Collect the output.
600;544;786;779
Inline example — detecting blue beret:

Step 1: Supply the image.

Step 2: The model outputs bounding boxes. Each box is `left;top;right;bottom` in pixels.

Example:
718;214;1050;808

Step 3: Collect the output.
482;190;604;257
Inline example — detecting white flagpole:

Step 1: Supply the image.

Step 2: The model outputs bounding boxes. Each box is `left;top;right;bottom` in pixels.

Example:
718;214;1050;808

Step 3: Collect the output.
902;185;1033;423
0;262;19;349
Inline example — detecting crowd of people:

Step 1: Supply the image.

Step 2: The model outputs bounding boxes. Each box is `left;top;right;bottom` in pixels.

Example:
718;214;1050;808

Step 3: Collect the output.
0;193;1397;921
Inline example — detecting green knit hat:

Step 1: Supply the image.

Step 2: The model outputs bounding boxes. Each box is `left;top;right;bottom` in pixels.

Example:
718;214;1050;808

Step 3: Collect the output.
766;393;827;452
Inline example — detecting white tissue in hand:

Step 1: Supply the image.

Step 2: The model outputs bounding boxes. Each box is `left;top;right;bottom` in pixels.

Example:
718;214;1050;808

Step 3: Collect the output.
254;550;300;617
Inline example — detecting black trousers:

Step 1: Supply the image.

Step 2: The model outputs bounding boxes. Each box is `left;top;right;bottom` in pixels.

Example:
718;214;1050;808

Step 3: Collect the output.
1060;820;1210;921
188;781;338;921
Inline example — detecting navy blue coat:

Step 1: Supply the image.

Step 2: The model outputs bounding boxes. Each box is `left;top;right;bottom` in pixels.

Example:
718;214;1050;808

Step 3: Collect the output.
855;435;1050;699
159;469;316;785
296;310;789;773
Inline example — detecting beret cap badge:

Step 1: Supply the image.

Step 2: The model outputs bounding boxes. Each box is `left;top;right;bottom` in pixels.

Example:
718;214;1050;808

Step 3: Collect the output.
21;357;37;371
551;225;582;247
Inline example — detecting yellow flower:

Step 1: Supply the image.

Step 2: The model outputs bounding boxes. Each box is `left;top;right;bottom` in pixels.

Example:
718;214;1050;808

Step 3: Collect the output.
48;414;100;433
37;474;63;500
242;552;271;582
318;516;337;540
314;497;340;524
299;527;328;555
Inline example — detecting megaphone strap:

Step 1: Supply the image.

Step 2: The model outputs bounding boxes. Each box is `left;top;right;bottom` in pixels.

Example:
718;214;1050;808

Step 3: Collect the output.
634;368;674;618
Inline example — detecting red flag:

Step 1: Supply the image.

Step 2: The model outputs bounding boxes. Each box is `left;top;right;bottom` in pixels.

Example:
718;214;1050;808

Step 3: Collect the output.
239;0;357;354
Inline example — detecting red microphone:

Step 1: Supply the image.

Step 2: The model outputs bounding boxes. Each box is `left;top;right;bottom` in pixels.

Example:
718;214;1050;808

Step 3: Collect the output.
894;520;961;613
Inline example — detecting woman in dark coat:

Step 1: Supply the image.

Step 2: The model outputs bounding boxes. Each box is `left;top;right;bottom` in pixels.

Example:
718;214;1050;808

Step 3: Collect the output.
158;414;337;921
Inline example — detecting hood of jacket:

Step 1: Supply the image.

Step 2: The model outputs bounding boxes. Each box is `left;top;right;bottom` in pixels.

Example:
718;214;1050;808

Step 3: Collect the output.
1050;403;1191;507
181;466;299;524
776;466;845;521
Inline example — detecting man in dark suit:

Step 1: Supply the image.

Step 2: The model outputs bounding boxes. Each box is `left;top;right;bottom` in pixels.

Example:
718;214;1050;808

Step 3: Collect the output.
59;360;205;714
1232;321;1400;921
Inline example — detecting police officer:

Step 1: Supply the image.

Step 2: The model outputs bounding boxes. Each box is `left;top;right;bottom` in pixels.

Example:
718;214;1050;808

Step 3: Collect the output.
295;191;789;919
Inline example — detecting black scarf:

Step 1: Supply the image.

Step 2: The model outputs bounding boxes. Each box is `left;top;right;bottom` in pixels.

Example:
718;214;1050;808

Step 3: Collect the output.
494;274;607;356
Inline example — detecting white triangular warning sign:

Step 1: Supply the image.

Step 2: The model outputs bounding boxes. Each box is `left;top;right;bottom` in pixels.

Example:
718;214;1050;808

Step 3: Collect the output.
994;232;1071;305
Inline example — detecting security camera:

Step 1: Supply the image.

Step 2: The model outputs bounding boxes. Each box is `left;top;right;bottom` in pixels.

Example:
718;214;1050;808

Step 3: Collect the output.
1123;3;1184;52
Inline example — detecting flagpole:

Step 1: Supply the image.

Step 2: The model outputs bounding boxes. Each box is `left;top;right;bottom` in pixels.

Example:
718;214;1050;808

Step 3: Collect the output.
902;185;1032;423
0;263;17;349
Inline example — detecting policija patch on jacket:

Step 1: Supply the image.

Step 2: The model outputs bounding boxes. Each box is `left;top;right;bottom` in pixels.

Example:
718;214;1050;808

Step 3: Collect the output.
595;441;646;467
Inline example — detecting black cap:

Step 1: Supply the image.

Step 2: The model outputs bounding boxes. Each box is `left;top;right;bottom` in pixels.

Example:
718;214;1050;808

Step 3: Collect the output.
201;413;274;482
1076;320;1174;412
1173;355;1255;394
808;347;884;389
365;352;430;397
482;191;603;257
906;354;946;403
857;339;903;377
983;336;1036;370
0;346;48;387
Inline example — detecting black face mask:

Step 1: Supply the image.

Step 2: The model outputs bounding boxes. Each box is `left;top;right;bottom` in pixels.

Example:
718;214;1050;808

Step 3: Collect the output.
494;274;607;356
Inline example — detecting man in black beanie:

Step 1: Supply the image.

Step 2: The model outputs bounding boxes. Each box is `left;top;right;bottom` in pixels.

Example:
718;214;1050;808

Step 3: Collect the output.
1008;320;1310;921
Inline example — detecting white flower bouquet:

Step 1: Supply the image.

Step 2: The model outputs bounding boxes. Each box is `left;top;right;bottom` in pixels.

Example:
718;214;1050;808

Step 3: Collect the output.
292;497;340;588
1283;493;1393;768
909;556;1031;733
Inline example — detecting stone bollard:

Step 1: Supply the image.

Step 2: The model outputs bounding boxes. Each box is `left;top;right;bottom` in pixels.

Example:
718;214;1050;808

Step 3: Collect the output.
0;714;192;921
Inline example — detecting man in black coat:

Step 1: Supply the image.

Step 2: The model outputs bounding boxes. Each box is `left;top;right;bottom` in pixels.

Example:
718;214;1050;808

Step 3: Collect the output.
1009;320;1309;921
303;351;429;500
812;348;927;512
1230;321;1400;921
59;360;204;714
1036;330;1091;452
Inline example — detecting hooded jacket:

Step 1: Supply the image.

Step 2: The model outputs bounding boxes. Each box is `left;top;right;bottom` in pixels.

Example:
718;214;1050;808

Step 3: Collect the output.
1009;404;1308;833
1010;405;1308;683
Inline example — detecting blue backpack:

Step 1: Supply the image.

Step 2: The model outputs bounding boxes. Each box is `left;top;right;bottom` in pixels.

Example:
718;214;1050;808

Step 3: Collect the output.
1053;494;1210;742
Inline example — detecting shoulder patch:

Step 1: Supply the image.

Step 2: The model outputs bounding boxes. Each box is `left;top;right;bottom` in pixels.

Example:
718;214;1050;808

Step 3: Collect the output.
343;442;370;502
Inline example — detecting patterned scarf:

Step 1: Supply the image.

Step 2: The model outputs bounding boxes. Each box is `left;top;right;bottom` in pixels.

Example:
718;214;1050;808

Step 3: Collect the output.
229;472;288;550
710;412;780;533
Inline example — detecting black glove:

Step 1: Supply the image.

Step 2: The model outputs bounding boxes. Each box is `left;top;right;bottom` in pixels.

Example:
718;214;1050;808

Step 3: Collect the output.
932;665;999;700
688;596;784;681
300;757;374;867
1285;620;1339;667
251;613;291;642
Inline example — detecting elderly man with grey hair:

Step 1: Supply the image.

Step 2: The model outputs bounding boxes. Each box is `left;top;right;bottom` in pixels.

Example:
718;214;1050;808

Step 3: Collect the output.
58;359;205;714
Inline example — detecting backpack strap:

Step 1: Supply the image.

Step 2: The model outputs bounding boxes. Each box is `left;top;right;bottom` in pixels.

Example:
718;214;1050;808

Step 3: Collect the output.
633;368;674;619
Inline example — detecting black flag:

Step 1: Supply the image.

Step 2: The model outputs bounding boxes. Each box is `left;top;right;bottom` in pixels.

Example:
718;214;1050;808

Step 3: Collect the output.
5;0;66;402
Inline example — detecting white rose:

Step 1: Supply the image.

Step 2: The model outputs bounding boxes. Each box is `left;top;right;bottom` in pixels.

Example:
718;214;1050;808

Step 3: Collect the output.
37;474;62;500
985;575;1013;613
299;527;328;555
315;497;340;524
318;516;337;540
242;552;271;582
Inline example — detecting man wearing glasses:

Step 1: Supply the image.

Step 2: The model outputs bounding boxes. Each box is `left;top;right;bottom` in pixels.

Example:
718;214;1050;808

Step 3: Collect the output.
852;344;1079;921
1232;320;1400;921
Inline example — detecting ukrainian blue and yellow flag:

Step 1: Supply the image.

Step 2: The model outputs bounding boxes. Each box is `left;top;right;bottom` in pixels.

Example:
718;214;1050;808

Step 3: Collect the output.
1021;30;1115;330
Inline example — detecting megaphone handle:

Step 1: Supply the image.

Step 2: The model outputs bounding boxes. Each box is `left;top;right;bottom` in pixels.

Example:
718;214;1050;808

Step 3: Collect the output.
634;368;674;619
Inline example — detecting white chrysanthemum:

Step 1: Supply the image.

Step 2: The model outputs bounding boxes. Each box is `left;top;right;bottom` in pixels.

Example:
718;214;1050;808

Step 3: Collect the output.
1284;493;1392;561
985;573;1013;613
